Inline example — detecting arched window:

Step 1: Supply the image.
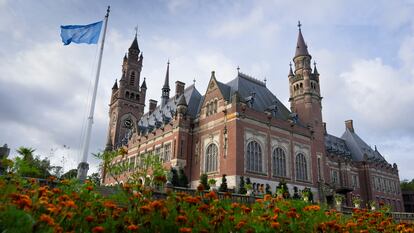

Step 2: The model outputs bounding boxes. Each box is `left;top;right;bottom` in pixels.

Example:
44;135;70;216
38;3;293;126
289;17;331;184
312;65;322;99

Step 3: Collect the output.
205;144;218;172
272;147;286;177
130;71;136;86
213;100;218;113
130;93;135;99
125;91;130;98
246;141;262;173
296;153;307;181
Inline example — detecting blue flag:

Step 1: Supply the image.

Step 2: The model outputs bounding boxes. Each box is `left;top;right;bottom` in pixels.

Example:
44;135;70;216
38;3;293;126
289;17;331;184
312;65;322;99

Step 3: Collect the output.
60;21;103;45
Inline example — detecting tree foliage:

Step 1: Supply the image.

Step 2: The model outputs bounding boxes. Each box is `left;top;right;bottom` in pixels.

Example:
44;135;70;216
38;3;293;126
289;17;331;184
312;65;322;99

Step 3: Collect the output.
401;179;414;191
199;173;209;190
12;147;51;179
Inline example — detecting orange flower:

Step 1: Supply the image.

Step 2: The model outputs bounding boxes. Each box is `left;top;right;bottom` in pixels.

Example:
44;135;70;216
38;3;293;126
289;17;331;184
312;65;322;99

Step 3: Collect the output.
346;221;357;229
64;200;77;208
197;204;209;212
270;222;280;229
179;228;192;233
65;212;74;219
39;214;55;226
184;196;200;204
139;205;152;214
176;215;188;224
60;179;70;185
235;220;246;230
92;226;105;233
127;224;139;231
205;191;218;199
103;201;117;209
85;215;94;222
150;200;164;209
231;202;240;209
52;188;62;194
86;186;93;191
264;194;272;201
197;184;204;191
303;205;320;212
229;216;235;222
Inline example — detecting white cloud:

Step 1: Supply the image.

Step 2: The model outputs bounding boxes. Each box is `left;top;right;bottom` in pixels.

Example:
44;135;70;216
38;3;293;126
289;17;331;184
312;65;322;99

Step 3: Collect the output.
210;6;264;39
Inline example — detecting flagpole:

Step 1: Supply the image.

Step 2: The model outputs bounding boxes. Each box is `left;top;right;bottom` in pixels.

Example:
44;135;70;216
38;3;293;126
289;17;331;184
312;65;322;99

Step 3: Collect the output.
77;6;110;181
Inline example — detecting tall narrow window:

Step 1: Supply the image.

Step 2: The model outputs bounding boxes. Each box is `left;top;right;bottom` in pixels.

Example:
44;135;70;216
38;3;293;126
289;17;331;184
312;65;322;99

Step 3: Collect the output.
272;147;286;177
213;100;218;113
205;144;218;172
164;144;171;162
246;141;262;173
295;153;307;181
317;157;322;181
130;71;136;86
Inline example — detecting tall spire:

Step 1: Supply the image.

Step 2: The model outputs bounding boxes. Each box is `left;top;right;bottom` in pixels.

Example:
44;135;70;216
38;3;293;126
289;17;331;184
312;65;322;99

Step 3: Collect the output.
161;60;170;108
163;60;170;89
129;33;140;52
295;21;310;57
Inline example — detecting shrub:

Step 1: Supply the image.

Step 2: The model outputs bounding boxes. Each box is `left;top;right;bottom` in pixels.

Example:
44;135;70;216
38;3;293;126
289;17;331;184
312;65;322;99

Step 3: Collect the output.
238;176;247;194
199;173;209;190
219;174;228;192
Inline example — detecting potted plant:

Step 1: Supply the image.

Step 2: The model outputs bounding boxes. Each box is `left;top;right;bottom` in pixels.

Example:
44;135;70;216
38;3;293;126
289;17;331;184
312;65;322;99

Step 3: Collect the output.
302;188;310;202
334;194;344;210
208;178;217;191
246;183;253;196
368;200;376;211
352;194;361;208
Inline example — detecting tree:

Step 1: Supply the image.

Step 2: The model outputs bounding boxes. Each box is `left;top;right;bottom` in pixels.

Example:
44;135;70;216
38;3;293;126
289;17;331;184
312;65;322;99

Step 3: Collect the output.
178;168;189;188
401;179;414;191
88;172;101;186
246;177;251;185
170;168;179;187
219;174;228;192
61;169;78;180
238;176;247;194
199;173;209;190
13;147;51;179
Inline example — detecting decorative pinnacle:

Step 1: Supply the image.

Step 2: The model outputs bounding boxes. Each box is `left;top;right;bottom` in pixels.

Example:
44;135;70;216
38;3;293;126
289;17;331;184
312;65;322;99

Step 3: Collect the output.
237;66;240;73
106;6;110;17
134;25;138;38
314;61;317;66
289;62;292;67
297;20;302;30
193;78;196;85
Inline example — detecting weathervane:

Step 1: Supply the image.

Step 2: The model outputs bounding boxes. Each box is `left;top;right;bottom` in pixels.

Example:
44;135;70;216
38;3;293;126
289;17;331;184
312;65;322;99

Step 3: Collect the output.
297;21;302;29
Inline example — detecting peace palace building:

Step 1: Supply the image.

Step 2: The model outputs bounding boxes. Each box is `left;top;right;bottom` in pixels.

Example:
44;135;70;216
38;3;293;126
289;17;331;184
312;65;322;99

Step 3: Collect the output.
102;25;403;211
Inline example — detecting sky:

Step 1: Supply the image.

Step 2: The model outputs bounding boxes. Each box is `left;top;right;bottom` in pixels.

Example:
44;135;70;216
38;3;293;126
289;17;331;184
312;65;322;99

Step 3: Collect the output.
1;0;414;179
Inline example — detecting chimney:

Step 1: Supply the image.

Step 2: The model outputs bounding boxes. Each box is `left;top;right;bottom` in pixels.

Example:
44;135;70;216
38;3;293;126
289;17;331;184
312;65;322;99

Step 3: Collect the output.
149;99;157;114
345;120;354;133
323;122;327;135
175;81;185;99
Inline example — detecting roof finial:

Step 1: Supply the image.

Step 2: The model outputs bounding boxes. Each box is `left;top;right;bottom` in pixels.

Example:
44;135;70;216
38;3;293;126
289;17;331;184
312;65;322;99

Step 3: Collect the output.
193;77;196;86
237;66;240;73
264;77;267;85
289;62;292;67
134;25;138;38
297;20;302;30
314;61;317;67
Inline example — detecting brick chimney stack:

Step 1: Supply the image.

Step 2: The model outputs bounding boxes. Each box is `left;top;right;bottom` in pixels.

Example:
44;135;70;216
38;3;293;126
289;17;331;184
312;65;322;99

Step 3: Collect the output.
345;120;354;133
175;81;185;99
149;99;157;114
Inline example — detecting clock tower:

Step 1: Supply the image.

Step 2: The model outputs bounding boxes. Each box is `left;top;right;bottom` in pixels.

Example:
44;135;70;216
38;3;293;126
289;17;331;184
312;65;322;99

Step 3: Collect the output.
105;34;147;151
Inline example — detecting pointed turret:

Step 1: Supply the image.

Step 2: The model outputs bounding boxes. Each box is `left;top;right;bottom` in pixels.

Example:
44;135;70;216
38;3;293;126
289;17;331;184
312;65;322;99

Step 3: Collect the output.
313;61;319;75
161;61;171;108
141;77;147;90
112;79;118;90
288;62;294;77
295;21;310;58
177;94;188;115
129;34;140;52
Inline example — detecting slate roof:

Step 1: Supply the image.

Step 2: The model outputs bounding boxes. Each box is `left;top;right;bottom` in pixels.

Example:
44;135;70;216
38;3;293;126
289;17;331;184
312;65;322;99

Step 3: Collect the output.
325;128;389;164
137;84;201;133
340;128;388;163
325;134;352;159
222;72;292;120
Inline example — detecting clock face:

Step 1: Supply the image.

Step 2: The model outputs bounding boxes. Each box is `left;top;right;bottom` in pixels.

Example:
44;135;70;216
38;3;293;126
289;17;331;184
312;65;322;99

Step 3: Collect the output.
124;119;133;128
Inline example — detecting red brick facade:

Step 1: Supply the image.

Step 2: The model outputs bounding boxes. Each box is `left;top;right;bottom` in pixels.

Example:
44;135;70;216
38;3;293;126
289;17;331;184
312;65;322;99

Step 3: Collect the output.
102;27;403;211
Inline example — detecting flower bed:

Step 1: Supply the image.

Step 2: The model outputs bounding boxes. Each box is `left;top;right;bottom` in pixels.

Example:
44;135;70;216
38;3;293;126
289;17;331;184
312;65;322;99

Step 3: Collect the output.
0;174;413;233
